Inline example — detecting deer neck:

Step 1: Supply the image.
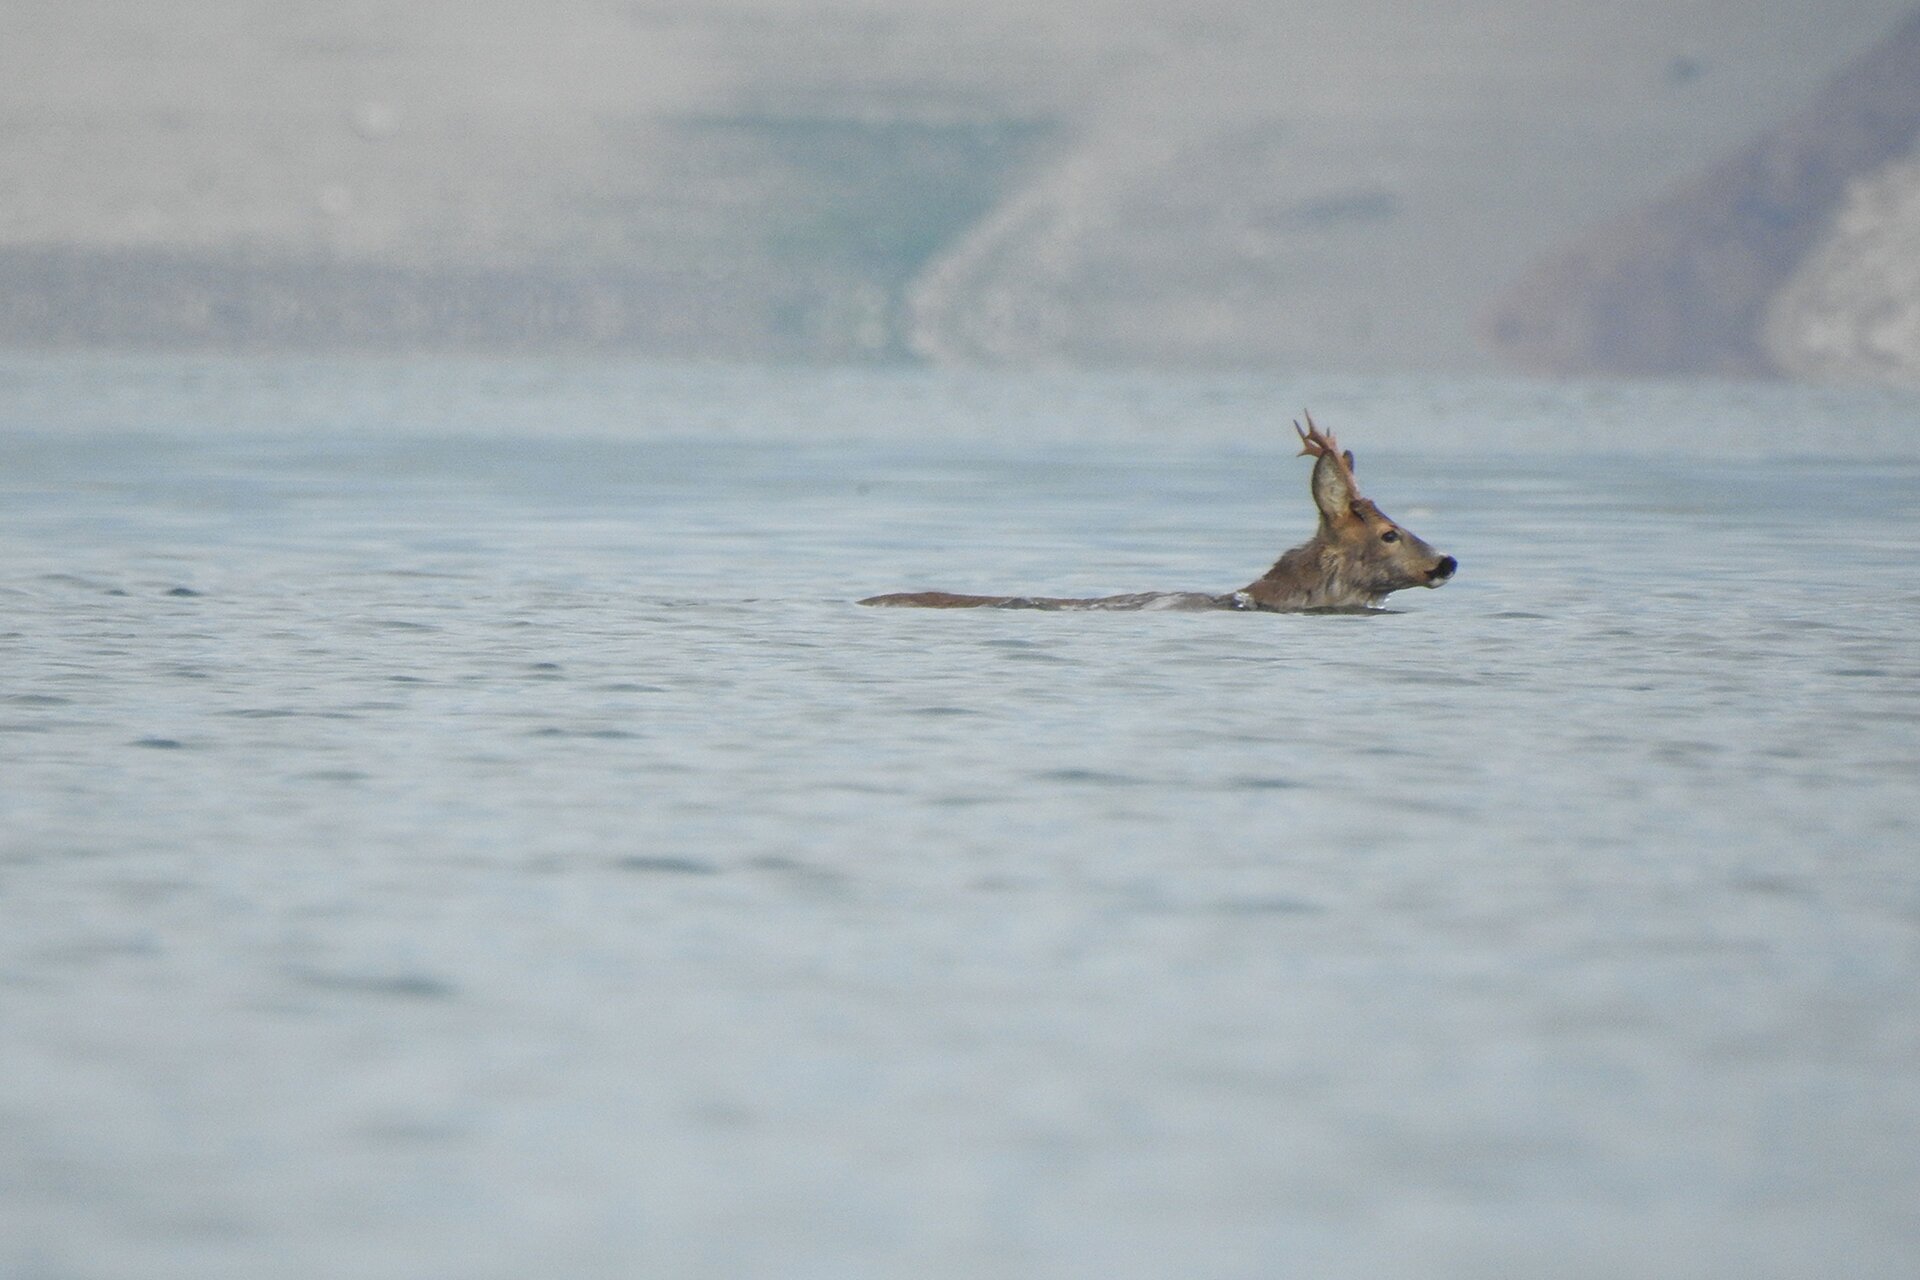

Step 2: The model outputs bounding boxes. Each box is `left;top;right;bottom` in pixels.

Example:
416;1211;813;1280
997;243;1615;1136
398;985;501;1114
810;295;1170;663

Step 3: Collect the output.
1240;537;1384;611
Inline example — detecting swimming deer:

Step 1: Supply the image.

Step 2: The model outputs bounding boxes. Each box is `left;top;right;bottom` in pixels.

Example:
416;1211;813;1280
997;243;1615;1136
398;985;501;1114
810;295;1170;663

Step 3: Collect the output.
860;413;1456;612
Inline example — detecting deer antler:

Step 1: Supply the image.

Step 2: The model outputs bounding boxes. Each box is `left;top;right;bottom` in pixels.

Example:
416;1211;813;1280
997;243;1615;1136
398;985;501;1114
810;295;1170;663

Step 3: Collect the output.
1293;409;1359;494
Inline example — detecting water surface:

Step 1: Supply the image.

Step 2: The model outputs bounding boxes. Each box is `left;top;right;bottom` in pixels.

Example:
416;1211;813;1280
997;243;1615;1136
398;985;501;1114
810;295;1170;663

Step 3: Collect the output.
2;356;1918;1279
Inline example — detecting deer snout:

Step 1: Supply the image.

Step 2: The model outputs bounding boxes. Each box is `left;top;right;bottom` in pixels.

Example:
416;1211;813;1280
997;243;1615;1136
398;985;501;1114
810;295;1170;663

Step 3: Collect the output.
1427;555;1457;585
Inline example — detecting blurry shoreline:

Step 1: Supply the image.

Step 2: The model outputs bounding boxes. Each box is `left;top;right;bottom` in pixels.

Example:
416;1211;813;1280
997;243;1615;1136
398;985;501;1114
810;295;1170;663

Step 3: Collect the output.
7;2;1920;382
3;346;1918;459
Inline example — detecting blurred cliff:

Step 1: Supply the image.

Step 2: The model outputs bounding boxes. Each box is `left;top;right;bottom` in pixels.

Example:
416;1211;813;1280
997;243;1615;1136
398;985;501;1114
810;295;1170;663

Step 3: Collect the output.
1486;8;1920;386
4;1;1918;379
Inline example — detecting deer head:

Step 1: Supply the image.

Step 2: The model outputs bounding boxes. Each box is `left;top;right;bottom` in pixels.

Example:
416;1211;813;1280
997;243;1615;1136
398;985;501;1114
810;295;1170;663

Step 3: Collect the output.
1239;411;1455;610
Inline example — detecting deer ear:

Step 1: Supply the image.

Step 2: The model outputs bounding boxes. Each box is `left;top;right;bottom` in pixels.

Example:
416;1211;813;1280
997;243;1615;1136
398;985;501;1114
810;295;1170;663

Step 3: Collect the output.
1309;451;1360;523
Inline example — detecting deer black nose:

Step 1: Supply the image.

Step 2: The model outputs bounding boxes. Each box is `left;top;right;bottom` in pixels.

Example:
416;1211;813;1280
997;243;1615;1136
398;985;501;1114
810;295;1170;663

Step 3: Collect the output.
1430;556;1457;581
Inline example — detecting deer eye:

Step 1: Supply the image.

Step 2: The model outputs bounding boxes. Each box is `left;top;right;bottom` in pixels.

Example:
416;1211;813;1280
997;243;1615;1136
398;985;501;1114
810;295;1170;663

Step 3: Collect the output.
1380;530;1400;543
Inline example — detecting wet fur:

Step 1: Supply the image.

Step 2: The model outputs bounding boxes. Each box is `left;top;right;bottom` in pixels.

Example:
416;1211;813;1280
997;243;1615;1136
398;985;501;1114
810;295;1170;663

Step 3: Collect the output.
861;415;1455;613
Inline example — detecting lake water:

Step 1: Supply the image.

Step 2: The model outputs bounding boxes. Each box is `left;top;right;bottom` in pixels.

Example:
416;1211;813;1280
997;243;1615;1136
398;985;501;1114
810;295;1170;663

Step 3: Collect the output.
2;354;1918;1279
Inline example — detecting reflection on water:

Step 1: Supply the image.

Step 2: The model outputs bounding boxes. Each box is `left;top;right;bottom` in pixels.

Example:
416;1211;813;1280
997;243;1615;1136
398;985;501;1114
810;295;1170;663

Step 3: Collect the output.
1;357;1918;1279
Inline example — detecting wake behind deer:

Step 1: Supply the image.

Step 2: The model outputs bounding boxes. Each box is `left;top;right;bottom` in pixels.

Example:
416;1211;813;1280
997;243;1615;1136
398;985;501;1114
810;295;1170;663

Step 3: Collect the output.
860;414;1456;612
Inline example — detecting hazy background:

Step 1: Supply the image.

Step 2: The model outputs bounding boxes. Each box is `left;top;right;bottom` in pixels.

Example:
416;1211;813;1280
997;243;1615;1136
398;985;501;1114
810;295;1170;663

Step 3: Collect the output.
8;1;1920;383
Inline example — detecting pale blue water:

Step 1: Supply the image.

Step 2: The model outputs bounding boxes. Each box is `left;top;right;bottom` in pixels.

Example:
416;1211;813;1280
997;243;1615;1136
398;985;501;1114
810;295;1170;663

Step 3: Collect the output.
2;354;1918;1279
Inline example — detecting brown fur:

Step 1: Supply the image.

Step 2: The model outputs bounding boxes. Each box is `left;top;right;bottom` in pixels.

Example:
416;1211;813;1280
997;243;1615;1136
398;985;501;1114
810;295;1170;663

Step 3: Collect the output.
860;413;1455;612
